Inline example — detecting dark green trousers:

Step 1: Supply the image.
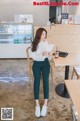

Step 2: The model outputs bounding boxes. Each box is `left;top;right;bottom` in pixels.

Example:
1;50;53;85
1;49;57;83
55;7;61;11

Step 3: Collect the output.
32;58;50;100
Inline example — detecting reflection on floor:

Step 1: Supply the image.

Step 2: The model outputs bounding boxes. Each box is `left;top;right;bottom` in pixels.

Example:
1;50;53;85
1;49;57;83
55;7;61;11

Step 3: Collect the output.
0;59;72;121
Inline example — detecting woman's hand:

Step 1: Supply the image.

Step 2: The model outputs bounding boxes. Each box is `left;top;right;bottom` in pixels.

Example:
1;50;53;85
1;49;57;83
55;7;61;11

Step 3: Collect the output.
48;52;53;56
42;51;48;56
42;51;53;56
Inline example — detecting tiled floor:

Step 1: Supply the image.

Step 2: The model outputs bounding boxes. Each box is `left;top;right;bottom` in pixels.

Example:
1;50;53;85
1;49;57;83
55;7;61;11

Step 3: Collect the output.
0;59;72;121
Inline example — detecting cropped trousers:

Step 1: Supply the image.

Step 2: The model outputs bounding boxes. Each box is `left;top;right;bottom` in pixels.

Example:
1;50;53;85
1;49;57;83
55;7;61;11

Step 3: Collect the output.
32;58;50;100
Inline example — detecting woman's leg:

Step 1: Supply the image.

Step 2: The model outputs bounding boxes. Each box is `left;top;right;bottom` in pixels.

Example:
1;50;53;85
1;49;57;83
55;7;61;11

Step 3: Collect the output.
32;61;41;106
42;59;50;106
40;59;50;117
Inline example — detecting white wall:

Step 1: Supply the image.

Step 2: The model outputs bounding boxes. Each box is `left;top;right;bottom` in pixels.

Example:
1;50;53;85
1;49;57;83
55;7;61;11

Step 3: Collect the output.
0;0;80;26
69;2;80;15
62;0;80;15
0;0;49;26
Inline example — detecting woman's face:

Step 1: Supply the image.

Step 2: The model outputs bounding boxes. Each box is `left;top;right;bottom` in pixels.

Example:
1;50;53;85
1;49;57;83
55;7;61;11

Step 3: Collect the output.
40;31;47;41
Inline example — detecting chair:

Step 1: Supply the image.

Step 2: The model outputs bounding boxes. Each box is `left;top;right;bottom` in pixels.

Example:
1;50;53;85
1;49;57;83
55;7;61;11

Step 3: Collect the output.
71;66;80;79
26;47;54;86
26;47;34;87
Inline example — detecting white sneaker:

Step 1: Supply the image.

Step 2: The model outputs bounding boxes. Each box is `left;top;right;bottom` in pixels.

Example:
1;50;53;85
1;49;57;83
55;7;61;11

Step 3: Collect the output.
35;106;40;117
40;105;48;117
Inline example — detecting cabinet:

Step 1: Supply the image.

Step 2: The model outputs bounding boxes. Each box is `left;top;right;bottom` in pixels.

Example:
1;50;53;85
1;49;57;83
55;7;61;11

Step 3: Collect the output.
0;23;34;58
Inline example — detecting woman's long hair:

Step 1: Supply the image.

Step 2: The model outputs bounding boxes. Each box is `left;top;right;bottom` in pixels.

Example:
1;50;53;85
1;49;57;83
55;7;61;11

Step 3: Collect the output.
31;28;47;52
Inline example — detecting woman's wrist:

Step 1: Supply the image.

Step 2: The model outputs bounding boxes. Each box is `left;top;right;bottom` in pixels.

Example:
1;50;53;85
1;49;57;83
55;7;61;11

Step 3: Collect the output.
48;52;53;56
42;51;48;56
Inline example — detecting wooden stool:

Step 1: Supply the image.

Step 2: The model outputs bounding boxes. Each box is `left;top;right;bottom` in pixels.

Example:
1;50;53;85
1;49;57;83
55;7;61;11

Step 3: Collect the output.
71;66;80;79
65;80;80;121
26;47;34;87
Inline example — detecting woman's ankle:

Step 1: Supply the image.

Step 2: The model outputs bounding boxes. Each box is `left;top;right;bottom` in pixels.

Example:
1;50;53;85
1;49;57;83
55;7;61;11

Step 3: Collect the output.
43;99;48;107
35;99;40;106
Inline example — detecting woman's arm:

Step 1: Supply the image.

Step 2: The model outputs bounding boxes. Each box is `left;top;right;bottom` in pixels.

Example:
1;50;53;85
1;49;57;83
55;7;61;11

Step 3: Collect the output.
46;40;56;55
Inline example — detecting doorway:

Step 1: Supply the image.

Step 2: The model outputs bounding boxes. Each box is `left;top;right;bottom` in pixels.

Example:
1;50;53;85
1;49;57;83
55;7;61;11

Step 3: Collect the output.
49;0;62;23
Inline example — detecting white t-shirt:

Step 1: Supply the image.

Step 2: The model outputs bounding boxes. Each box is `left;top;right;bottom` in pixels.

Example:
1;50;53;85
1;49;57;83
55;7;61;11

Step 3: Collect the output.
28;40;55;61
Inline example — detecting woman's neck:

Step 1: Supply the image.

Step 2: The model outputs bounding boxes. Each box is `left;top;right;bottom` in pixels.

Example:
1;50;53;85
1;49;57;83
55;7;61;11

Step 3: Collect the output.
40;39;46;42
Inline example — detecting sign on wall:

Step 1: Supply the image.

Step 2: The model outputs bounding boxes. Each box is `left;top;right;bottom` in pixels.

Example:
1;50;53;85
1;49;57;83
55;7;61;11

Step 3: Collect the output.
61;13;69;24
61;13;68;19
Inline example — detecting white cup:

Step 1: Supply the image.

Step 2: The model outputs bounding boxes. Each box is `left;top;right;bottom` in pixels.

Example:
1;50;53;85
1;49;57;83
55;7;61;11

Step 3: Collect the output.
55;51;59;58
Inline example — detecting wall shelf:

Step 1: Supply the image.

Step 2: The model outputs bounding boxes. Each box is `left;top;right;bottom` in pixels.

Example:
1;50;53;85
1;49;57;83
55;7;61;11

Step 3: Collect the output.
0;23;34;58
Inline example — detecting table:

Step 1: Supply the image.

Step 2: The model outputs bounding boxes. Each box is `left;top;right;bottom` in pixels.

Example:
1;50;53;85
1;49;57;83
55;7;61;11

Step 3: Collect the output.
65;79;80;120
53;52;80;98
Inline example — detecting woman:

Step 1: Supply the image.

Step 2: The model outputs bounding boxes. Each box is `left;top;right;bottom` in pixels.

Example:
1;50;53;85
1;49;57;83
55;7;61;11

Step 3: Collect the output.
29;28;55;117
